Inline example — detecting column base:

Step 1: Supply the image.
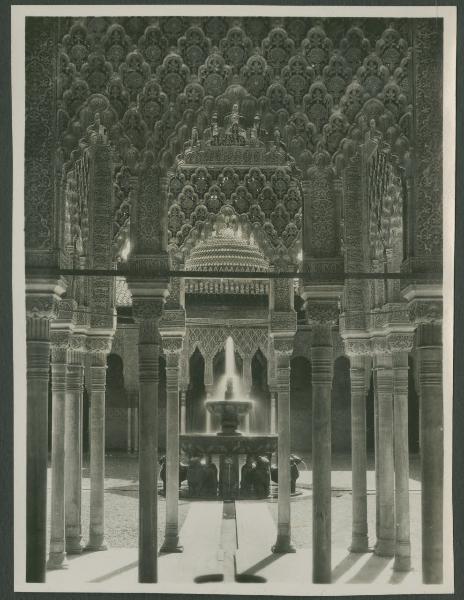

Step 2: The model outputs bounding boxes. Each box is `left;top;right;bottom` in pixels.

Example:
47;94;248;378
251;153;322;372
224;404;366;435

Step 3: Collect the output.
271;535;296;554
47;551;68;570
66;537;83;555
374;538;395;557
85;536;108;552
349;534;370;553
394;554;411;572
394;541;411;572
160;537;184;554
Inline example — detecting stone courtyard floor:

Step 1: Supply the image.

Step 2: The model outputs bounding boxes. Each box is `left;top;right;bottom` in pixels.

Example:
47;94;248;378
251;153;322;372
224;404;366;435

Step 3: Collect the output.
45;452;423;588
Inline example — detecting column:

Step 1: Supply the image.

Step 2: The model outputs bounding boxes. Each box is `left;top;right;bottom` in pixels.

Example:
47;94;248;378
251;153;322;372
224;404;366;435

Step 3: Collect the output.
86;337;112;551
271;339;295;554
161;337;184;553
349;354;369;553
205;390;213;433
392;347;412;571
243;356;252;432
133;299;164;583
47;333;70;569
310;322;334;583
416;322;443;583
373;351;395;557
204;357;214;432
26;314;52;582
180;390;187;434
270;391;277;434
65;336;85;554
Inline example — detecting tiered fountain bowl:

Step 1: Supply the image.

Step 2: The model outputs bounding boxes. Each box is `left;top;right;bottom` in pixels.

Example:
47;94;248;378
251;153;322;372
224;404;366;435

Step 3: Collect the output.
180;378;277;457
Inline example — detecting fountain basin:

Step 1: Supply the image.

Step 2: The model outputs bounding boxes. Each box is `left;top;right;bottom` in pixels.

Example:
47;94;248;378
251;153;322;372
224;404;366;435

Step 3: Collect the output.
180;433;277;456
205;398;253;435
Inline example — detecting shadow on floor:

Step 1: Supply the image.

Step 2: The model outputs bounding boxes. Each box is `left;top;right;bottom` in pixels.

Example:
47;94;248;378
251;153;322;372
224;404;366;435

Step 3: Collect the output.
347;554;391;583
331;552;365;581
89;560;138;583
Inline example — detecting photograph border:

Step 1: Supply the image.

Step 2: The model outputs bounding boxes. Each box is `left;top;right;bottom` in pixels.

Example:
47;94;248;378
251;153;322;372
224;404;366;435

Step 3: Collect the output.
2;2;461;598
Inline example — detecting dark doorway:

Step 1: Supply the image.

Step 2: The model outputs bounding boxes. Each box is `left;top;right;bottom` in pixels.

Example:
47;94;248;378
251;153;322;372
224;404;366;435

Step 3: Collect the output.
187;348;205;433
332;356;351;453
408;355;420;453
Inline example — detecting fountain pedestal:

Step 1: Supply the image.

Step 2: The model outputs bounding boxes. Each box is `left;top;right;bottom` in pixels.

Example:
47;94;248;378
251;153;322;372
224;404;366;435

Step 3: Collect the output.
219;456;240;500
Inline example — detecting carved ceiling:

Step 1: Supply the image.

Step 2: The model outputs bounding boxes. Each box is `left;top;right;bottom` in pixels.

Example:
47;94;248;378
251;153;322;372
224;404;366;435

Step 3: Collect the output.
55;17;413;262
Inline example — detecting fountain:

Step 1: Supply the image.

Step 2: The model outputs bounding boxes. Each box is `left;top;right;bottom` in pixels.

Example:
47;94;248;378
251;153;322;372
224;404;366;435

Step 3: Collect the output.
179;336;278;499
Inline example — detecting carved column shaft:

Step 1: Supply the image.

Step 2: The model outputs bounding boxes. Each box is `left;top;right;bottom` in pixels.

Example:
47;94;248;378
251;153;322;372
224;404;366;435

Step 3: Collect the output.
349;354;369;553
161;341;183;553
180;390;187;434
26;316;51;582
310;324;334;583
135;306;163;583
270;391;277;434
392;350;411;571
87;340;112;551
416;322;443;583
65;344;85;554
272;346;295;554
205;356;214;432
373;352;395;557
47;338;69;570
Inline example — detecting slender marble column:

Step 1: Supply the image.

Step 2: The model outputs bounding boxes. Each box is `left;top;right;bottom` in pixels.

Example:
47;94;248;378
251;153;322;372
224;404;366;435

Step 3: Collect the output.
86;338;112;551
310;324;334;583
416;323;443;583
180;391;187;434
270;391;277;434
392;350;411;571
373;352;395;557
161;338;183;553
65;337;85;554
134;301;163;583
272;340;295;554
205;391;213;433
47;334;70;570
349;354;369;553
26;316;51;582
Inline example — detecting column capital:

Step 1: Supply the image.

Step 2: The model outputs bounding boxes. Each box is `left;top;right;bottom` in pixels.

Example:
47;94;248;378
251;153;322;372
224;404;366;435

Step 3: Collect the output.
50;330;71;364
26;278;67;321
387;333;415;354
272;336;294;358
343;338;372;357
68;334;87;353
86;336;113;355
409;298;443;325
305;300;339;327
161;336;184;356
132;298;165;323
